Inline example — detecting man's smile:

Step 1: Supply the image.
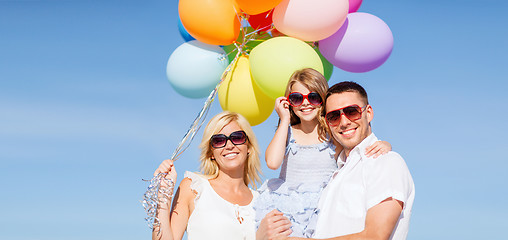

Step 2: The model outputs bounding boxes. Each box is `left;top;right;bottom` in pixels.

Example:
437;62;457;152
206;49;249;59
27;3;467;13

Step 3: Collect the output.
339;127;357;138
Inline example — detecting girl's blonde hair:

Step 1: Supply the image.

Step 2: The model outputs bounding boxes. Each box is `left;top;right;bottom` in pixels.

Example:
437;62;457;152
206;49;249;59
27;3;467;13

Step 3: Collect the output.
198;111;262;188
284;68;329;142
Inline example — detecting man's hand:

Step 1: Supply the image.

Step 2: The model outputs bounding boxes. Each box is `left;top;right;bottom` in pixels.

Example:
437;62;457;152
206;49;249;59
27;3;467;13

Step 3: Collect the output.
256;209;292;240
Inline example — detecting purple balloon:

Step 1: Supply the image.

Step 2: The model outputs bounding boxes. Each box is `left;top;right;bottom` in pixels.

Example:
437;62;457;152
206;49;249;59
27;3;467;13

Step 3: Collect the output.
349;0;362;13
319;12;393;73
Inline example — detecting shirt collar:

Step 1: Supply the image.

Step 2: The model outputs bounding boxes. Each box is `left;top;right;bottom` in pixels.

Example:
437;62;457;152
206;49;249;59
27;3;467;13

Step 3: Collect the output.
338;133;378;166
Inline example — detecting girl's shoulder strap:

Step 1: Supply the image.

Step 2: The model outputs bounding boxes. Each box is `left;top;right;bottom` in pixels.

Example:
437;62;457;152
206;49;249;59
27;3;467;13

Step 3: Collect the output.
286;125;297;155
287;125;293;141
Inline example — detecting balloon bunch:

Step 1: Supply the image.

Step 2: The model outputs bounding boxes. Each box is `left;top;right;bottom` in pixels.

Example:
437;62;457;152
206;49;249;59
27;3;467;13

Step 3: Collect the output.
168;0;394;127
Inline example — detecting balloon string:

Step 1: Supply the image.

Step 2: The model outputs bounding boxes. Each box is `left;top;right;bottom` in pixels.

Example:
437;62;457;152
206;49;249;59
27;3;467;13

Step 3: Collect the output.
232;7;273;57
224;42;240;59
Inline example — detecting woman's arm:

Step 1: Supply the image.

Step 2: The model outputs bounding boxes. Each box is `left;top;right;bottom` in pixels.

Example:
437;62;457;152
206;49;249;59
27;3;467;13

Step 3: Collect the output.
152;160;194;240
265;97;291;170
152;194;174;240
152;177;194;240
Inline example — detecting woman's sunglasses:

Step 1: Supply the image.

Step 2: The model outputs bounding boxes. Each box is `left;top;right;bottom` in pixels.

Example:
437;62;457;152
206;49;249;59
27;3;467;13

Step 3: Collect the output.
287;92;322;107
325;105;368;126
210;130;248;148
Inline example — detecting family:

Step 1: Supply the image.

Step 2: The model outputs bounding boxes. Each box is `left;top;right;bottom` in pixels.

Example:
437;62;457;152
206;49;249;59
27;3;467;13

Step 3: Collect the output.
151;68;415;240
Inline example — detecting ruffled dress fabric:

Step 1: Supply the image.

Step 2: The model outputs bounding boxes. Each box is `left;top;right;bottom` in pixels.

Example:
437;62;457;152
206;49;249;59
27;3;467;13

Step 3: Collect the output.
185;171;258;240
253;128;338;237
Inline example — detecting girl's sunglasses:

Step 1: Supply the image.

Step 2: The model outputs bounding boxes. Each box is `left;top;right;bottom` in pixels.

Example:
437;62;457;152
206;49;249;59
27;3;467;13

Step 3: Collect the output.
210;130;248;148
325;105;368;126
287;92;322;107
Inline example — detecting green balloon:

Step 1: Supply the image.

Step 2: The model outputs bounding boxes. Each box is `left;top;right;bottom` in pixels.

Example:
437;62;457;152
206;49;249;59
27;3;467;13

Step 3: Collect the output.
250;37;324;99
222;44;238;63
314;46;334;80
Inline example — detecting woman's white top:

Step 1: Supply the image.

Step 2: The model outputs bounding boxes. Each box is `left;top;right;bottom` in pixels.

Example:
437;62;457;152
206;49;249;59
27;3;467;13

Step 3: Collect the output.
185;171;258;240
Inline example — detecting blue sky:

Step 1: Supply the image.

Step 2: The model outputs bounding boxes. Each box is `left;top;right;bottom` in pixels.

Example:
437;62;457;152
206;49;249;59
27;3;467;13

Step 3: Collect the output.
1;0;507;239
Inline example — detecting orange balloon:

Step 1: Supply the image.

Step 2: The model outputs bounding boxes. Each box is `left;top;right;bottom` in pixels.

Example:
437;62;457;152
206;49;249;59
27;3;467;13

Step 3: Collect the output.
235;0;283;15
179;0;241;45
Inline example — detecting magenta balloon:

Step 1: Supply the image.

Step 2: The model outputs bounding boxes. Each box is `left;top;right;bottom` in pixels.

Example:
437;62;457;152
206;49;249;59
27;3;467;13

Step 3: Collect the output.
349;0;362;13
319;12;393;73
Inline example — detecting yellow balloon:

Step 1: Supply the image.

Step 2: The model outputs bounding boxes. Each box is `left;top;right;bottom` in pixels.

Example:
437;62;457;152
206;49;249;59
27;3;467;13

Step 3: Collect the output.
219;56;275;126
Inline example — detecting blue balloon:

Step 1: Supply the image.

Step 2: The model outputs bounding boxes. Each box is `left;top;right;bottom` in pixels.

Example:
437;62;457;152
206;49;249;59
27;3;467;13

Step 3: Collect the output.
178;16;195;42
166;40;229;98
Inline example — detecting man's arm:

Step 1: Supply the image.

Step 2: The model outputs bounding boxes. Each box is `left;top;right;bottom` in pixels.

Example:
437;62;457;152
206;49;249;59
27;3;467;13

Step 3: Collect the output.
289;197;403;240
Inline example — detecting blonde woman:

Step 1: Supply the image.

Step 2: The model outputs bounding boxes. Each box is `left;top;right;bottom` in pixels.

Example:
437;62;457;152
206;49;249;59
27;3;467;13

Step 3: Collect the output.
152;111;264;240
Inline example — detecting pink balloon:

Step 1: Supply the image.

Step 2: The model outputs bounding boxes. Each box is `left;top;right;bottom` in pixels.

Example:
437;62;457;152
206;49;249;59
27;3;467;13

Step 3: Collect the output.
349;0;362;13
319;12;394;73
273;0;349;41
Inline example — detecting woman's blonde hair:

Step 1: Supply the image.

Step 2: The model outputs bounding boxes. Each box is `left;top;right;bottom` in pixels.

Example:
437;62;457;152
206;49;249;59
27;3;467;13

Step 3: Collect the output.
198;111;262;188
284;68;329;142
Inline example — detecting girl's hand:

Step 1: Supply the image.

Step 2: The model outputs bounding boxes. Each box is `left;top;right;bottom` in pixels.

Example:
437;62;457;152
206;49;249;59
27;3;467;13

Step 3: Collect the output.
365;141;392;159
154;159;177;188
274;96;291;124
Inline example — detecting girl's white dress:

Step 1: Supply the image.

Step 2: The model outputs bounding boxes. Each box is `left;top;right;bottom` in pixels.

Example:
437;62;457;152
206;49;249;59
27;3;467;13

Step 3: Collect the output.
253;127;338;237
185;171;258;240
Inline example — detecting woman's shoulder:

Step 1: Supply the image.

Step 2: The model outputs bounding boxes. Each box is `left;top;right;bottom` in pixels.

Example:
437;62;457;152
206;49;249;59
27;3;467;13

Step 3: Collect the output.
184;171;206;181
183;171;207;186
181;171;210;201
178;175;193;191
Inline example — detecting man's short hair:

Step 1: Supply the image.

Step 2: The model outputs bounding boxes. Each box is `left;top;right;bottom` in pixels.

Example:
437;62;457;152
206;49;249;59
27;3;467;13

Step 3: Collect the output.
325;81;369;105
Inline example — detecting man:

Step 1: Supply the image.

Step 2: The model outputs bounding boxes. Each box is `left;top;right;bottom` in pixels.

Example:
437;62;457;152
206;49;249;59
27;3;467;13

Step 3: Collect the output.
258;81;415;240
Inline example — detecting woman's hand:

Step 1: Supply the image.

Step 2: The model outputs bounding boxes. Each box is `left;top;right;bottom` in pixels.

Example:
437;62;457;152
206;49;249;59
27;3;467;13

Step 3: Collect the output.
274;97;291;124
154;159;177;188
365;141;392;158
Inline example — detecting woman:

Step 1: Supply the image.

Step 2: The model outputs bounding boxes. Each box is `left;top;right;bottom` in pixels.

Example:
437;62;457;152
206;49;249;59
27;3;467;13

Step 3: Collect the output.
152;111;265;240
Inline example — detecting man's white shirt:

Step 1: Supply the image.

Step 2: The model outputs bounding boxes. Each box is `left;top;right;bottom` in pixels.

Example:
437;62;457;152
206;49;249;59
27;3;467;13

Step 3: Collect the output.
314;133;415;239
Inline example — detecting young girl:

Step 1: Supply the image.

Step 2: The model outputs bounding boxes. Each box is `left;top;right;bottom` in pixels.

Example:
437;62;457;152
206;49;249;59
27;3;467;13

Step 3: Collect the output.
253;68;391;237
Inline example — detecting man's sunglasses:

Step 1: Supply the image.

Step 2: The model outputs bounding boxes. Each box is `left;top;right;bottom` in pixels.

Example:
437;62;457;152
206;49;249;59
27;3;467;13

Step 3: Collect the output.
325;105;368;126
210;130;248;148
287;92;322;107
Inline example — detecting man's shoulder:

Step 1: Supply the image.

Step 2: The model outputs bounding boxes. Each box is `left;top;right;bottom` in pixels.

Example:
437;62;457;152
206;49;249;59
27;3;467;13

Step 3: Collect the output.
363;151;409;172
364;150;404;162
362;151;414;200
